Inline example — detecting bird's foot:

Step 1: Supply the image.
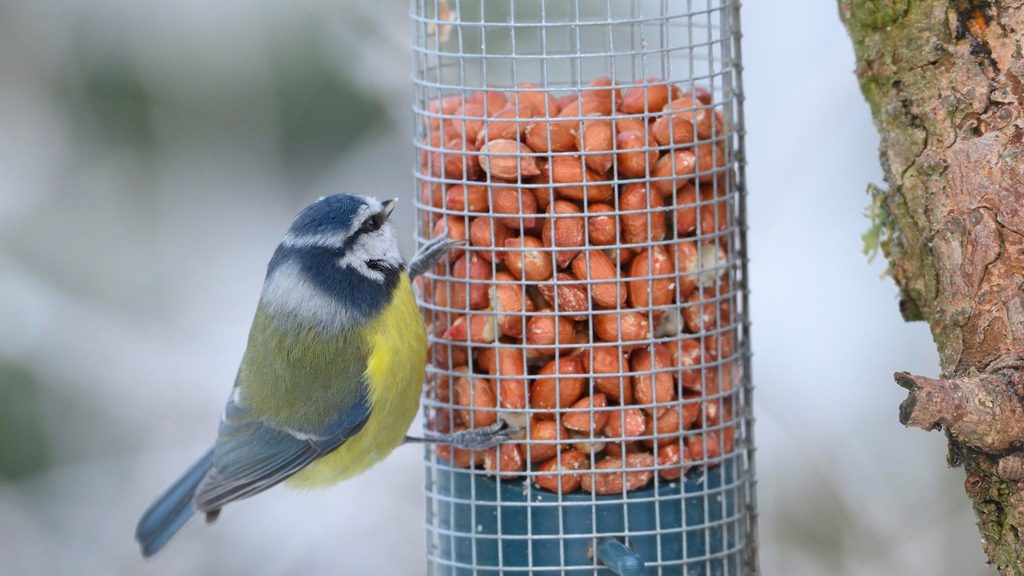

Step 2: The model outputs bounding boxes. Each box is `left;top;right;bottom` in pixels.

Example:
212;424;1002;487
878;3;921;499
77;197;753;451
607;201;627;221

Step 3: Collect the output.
408;229;462;280
407;420;523;451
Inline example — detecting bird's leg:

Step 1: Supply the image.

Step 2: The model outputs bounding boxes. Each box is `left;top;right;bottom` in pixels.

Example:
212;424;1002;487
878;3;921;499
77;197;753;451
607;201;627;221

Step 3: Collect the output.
405;420;522;451
407;229;461;280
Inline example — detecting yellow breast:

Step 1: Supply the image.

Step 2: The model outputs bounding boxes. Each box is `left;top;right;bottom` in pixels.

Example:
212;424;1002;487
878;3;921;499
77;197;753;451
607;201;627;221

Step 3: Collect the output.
287;273;427;487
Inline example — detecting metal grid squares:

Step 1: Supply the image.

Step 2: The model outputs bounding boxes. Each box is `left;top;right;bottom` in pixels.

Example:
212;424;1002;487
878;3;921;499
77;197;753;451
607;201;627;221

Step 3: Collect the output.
412;1;754;574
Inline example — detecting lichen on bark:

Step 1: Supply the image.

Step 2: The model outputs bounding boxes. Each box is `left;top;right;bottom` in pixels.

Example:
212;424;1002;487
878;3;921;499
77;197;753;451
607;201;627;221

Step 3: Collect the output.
840;0;1024;572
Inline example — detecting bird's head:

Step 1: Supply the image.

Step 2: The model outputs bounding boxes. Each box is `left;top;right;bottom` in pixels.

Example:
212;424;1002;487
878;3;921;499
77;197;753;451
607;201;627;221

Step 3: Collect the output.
282;194;402;280
260;194;405;330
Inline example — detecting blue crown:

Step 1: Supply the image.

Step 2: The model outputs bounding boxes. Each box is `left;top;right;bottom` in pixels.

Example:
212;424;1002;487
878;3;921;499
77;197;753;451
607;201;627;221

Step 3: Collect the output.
287;194;368;238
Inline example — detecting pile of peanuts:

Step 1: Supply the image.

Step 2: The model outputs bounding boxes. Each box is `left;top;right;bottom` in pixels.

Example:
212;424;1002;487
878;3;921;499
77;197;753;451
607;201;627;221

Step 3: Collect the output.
418;76;739;495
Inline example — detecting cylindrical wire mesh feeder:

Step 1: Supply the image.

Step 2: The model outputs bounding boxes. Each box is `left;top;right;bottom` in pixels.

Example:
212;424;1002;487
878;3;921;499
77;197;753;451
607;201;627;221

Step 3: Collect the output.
412;1;755;574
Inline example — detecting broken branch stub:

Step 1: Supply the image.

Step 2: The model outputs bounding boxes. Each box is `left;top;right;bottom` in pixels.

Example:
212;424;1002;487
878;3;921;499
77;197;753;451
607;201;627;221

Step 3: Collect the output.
895;368;1024;454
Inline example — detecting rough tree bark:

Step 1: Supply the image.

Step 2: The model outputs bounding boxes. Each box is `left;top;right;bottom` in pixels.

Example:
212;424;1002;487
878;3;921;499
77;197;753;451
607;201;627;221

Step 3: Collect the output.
839;0;1024;572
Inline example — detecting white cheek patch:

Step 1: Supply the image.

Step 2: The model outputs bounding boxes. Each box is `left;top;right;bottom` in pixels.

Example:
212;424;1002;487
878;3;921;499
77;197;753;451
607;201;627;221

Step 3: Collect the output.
336;222;403;281
259;261;352;330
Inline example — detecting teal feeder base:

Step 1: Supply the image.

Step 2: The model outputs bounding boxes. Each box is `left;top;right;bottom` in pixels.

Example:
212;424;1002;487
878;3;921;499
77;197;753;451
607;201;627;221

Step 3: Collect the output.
429;462;743;575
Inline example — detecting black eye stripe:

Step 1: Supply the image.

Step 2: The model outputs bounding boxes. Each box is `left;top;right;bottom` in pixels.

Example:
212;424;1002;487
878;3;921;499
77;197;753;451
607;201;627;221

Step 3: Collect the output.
333;210;386;255
359;212;385;233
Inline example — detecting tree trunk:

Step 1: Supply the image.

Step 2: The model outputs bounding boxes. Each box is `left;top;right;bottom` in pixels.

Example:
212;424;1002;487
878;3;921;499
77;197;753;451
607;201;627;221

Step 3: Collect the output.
839;0;1024;572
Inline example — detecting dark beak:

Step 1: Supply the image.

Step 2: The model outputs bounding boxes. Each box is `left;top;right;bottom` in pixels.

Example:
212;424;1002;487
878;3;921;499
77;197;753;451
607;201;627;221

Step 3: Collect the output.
381;198;398;220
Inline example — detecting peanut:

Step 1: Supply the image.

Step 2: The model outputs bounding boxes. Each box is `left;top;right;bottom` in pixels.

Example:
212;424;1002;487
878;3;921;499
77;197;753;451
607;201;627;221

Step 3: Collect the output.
672;240;700;300
563;393;609;434
475;102;537;147
491;186;538;230
615;130;659;178
541;200;586;269
432;215;467;262
452;102;485;143
704;329;736;362
663;95;715;139
586;76;622;106
651;149;697;196
445;184;489;212
651;109;697;147
674;183;699;236
581;452;655;494
432;137;481;180
468;217;511;262
449;253;491;310
641;403;699;447
548;155;614;202
665;338;704;392
684;433;723;463
466;89;508;114
427;94;463;119
513;83;561;115
627;245;676;310
524;119;577;153
429;341;470;370
570;250;625;309
537;273;590;320
479;139;541;181
576;118;614;174
619;77;674;115
443;313;497;343
630;344;677;412
454;374;498;428
489;272;530;339
682;288;732;334
484;444;525;479
612;116;646;136
503;236;553;281
688;87;713;105
527;418;568;462
533;450;588;493
584;203;618;246
420;180;445;208
603;440;640;458
593;310;650;344
524;313;575;356
557;96;614;118
584;347;633;403
697;196;730;237
530;356;586;409
694;143;727;183
602;408;647;439
656;441;686;480
619;183;667;244
477;346;528;409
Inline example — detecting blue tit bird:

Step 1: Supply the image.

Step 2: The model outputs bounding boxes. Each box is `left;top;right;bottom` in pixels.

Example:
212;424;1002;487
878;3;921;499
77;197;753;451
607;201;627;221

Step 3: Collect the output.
135;194;512;557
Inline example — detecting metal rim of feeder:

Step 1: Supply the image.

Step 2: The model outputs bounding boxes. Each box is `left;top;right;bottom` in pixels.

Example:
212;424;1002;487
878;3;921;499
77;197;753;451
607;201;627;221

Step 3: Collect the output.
411;1;756;574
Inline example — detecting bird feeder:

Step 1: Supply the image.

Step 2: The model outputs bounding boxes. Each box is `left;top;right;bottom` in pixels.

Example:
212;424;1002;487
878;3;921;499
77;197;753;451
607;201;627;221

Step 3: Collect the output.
412;1;756;574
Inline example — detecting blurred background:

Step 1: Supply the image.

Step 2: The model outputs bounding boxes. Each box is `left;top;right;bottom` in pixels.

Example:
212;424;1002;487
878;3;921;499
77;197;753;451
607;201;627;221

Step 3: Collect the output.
0;0;990;574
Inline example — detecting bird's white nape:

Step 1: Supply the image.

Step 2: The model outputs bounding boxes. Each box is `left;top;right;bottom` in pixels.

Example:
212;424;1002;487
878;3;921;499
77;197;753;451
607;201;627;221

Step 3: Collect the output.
259;260;354;331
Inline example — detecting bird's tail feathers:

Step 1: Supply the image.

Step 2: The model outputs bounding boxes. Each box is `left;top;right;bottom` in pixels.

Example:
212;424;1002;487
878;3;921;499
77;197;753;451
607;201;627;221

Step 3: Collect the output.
135;449;214;557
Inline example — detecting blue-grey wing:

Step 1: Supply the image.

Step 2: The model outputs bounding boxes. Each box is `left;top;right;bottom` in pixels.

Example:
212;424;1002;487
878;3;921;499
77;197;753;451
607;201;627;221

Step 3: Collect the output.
193;383;370;513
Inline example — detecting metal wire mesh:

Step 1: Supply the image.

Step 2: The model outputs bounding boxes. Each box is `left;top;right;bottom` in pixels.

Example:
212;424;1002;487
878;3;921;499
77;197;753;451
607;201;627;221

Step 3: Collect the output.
411;1;755;574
